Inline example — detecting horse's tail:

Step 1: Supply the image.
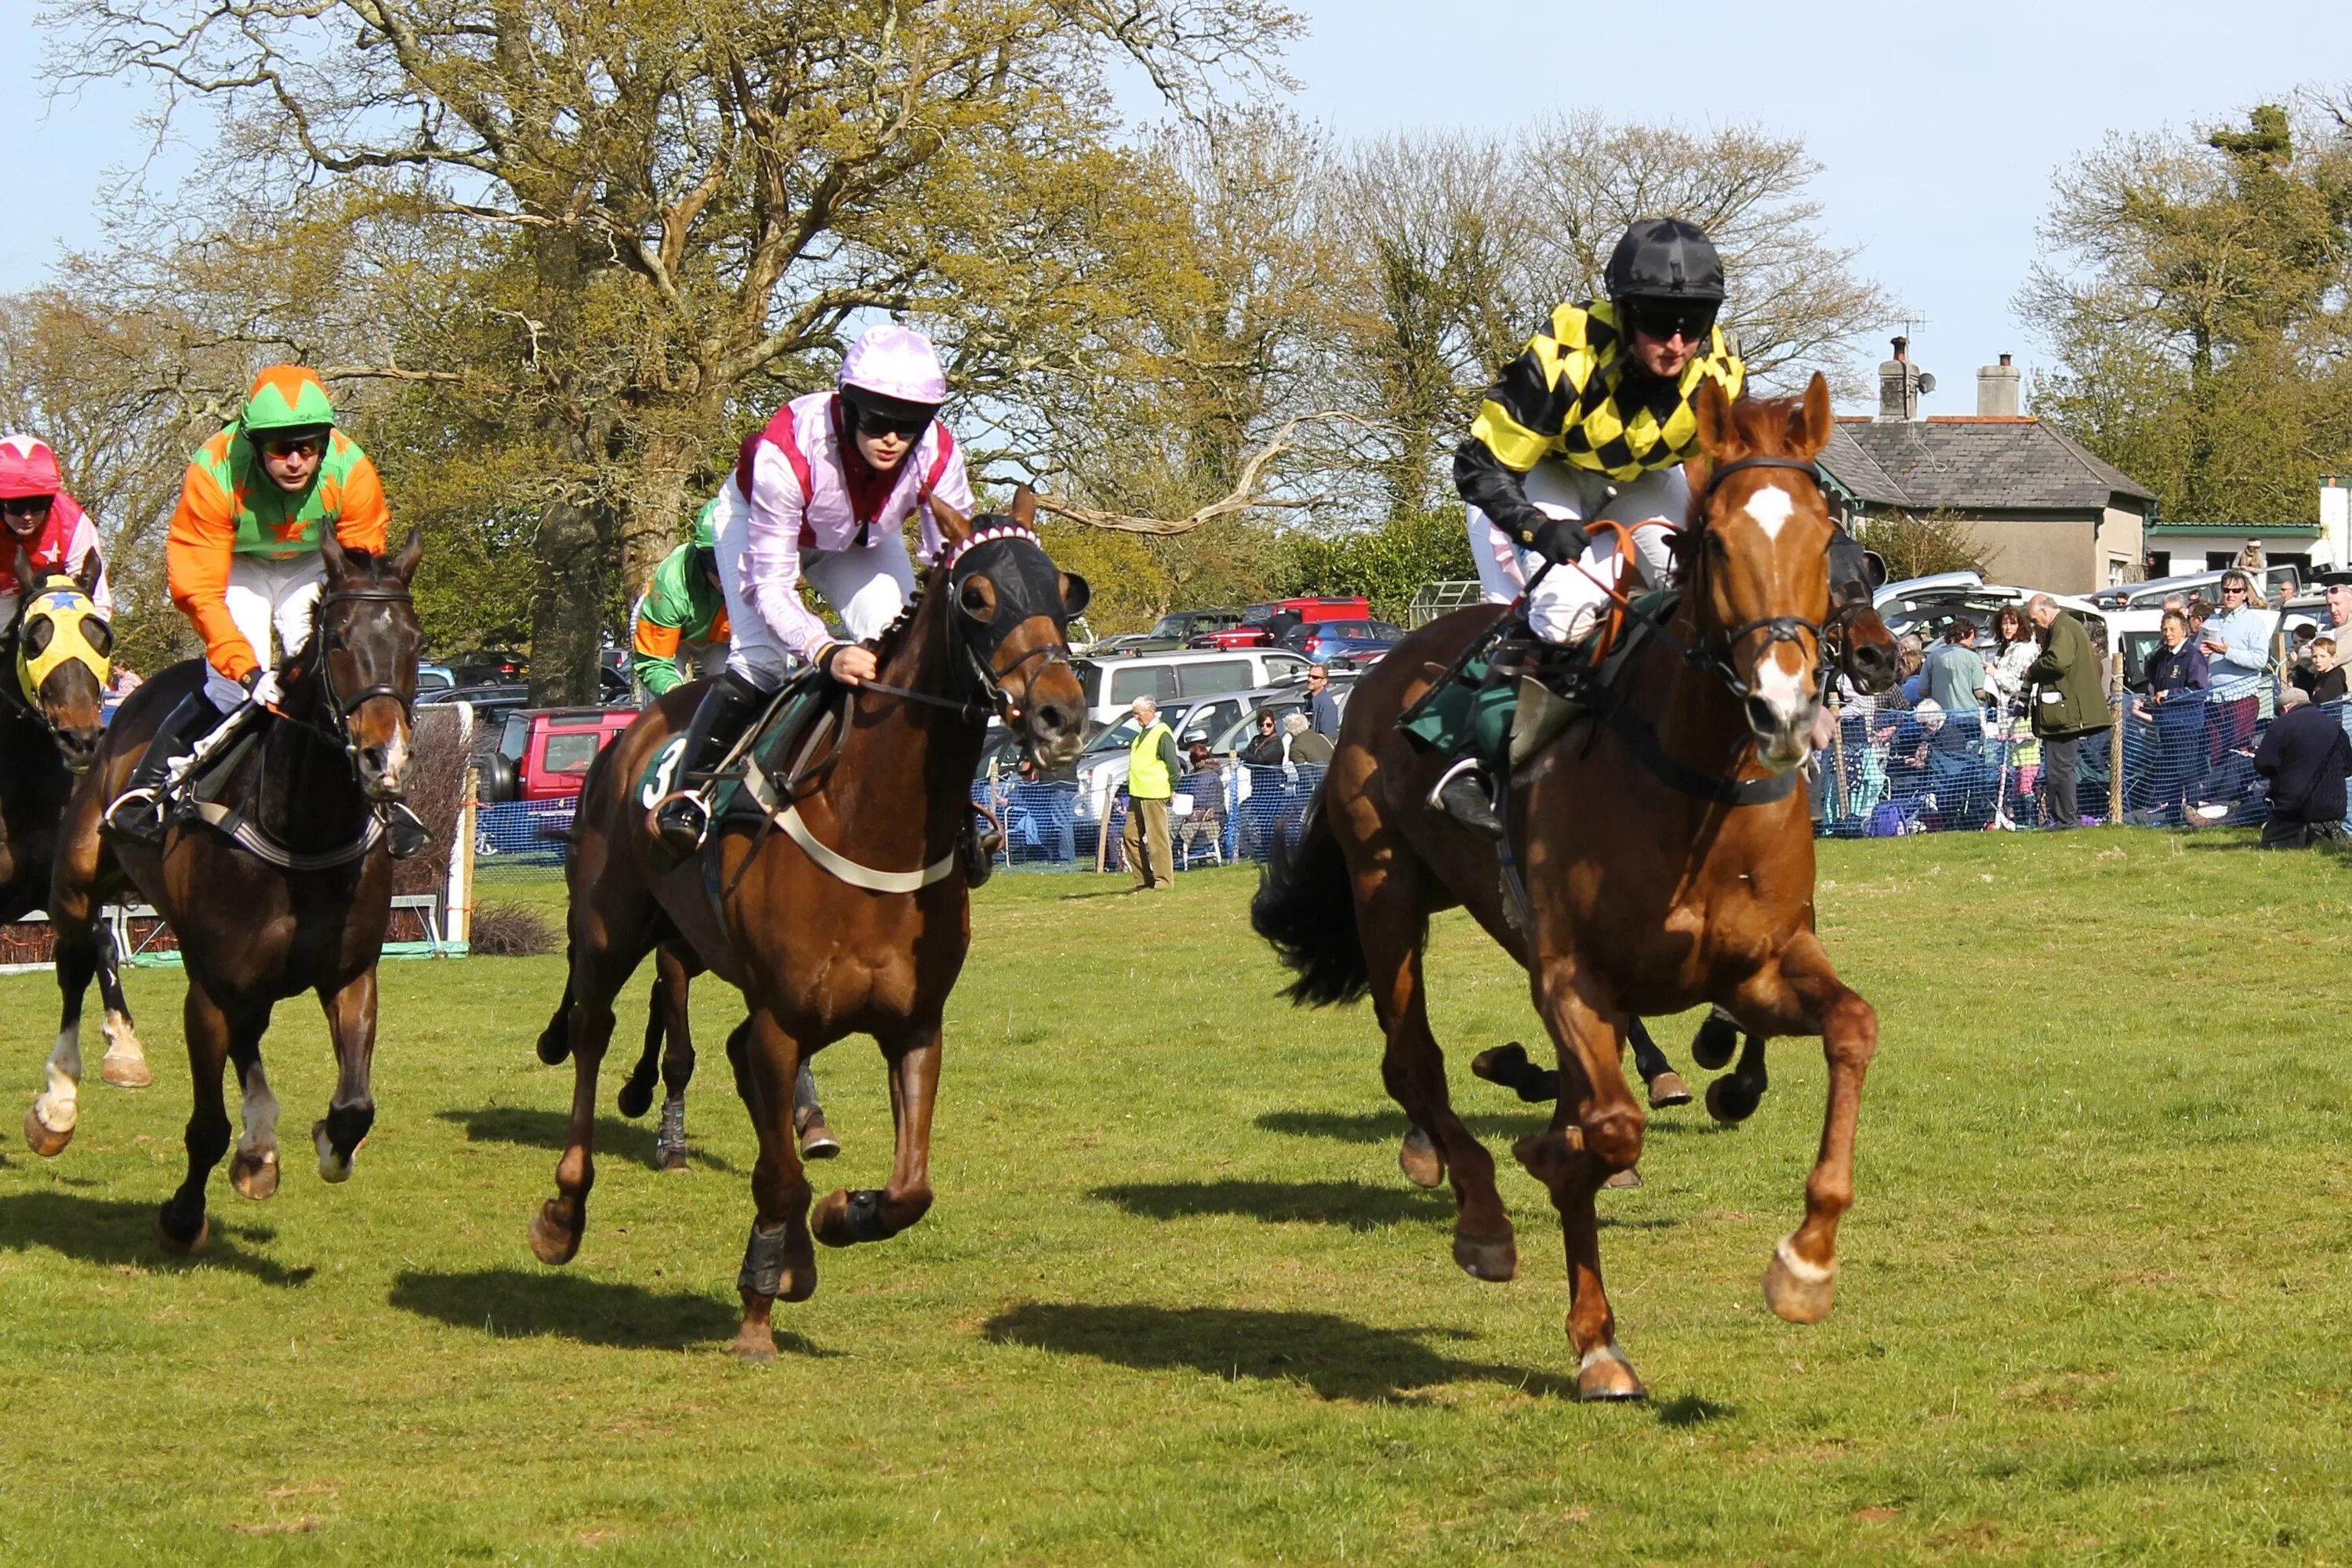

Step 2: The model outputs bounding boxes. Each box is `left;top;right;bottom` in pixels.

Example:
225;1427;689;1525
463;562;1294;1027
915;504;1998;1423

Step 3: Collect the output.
1250;789;1370;1007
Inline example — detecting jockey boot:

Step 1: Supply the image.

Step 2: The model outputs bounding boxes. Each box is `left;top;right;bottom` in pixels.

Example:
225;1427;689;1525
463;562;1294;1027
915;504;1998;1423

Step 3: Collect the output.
654;669;764;855
383;803;432;860
1428;755;1504;840
104;692;219;848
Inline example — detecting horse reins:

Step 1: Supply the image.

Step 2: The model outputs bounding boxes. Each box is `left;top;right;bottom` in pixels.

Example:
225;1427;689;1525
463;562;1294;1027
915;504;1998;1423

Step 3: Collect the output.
272;583;417;761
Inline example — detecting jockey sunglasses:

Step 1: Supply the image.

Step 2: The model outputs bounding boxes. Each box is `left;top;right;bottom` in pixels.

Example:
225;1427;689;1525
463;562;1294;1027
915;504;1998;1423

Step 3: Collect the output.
849;405;931;441
1622;299;1719;345
260;434;327;460
1;495;54;521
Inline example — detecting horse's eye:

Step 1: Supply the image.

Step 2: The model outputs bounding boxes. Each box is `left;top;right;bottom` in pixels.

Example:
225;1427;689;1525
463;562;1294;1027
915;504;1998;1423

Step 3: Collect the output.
85;620;112;657
23;618;53;657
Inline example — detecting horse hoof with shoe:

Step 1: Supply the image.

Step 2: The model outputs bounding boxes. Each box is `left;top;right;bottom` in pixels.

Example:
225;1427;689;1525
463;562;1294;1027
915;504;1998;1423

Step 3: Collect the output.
1763;1236;1838;1323
23;1103;72;1158
1645;1069;1691;1109
1602;1166;1643;1190
230;1147;279;1201
1397;1125;1446;1188
1576;1342;1647;1402
100;1043;151;1088
1451;1228;1518;1282
528;1202;583;1266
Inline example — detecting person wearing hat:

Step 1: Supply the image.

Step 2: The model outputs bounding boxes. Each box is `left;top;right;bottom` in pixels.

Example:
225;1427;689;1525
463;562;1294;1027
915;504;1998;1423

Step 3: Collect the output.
107;365;429;857
2312;570;2352;647
653;322;976;853
2253;684;2352;848
1422;216;1746;837
629;497;732;702
0;434;111;630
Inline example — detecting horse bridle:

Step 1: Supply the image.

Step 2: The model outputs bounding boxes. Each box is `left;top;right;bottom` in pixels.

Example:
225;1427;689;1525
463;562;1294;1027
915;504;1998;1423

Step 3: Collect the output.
284;584;418;760
1686;456;1830;702
856;531;1076;749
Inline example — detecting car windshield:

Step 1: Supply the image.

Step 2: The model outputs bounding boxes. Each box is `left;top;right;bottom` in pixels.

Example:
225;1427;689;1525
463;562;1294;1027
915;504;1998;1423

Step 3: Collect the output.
1148;614;1189;638
1083;717;1146;755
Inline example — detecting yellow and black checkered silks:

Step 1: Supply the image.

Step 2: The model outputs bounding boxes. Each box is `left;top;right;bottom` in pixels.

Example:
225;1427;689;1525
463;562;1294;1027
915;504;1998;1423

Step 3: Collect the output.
1467;299;1744;482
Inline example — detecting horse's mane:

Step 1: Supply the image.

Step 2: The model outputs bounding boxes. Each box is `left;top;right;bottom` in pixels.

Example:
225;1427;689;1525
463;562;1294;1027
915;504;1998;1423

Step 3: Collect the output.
286;546;404;684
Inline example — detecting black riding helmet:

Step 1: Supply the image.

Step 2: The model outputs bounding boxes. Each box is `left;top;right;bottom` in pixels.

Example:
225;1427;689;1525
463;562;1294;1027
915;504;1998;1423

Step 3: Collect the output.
1606;218;1725;343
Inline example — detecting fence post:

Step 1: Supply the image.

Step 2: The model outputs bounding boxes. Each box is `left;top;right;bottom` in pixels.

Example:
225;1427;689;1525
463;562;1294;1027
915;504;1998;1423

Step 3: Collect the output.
1829;691;1847;826
2108;662;2125;824
447;774;476;951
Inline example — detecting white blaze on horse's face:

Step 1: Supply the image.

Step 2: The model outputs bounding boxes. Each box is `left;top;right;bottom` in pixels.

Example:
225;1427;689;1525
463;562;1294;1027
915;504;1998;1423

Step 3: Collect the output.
1744;484;1795;543
1712;478;1827;773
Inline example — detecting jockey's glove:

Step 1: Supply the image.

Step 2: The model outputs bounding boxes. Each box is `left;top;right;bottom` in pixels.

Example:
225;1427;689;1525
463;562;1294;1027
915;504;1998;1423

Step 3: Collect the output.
242;666;286;710
1529;516;1591;564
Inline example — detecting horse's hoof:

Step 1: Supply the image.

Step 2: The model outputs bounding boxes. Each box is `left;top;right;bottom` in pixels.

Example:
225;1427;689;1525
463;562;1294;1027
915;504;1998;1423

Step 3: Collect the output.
229;1147;280;1202
728;1327;778;1363
154;1211;209;1258
23;1104;73;1158
615;1080;653;1119
1602;1166;1643;1190
535;1030;571;1066
655;1143;689;1174
1575;1341;1647;1401
312;1120;354;1184
1763;1235;1838;1324
1398;1127;1446;1189
1690;1014;1738;1070
1452;1228;1518;1283
1706;1076;1763;1125
797;1116;842;1160
100;1047;151;1089
528;1202;583;1266
1646;1071;1691;1109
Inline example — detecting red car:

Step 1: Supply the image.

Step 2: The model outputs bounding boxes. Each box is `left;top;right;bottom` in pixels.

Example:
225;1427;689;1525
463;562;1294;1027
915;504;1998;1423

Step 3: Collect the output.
1191;596;1372;649
480;706;639;803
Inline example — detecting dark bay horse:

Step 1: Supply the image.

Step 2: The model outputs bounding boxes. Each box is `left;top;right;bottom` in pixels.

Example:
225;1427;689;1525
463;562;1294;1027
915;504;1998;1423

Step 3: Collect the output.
27;532;423;1255
5;570;150;1116
532;490;1089;1359
1254;376;1879;1400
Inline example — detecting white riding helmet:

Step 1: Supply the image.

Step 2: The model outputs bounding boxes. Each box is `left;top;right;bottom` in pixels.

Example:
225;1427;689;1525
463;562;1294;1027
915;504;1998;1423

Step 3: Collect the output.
840;324;949;406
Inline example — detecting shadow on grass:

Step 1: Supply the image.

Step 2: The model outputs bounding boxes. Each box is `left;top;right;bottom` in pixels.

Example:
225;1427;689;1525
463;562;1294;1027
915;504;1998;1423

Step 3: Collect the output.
983;1301;1578;1402
435;1105;739;1174
1255;1108;1733;1145
388;1267;836;1356
0;1189;316;1287
1092;1178;1450;1230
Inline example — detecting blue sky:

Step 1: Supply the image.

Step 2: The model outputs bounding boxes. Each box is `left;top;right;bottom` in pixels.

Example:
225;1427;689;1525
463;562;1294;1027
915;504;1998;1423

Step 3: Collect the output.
5;0;2349;412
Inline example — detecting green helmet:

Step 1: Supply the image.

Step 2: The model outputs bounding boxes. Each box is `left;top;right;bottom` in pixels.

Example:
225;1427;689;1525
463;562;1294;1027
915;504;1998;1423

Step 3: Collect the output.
239;365;339;435
691;497;721;550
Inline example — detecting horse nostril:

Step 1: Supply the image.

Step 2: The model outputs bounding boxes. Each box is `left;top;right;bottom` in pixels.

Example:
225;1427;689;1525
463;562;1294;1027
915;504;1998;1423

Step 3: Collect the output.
1746;696;1781;733
1033;702;1066;733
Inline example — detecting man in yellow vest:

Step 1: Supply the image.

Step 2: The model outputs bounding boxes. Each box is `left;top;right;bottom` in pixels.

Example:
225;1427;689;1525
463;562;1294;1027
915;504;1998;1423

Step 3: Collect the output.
1122;695;1180;891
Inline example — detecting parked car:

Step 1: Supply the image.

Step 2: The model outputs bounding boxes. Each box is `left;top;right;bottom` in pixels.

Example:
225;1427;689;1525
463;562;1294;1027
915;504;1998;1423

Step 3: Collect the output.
1107;608;1247;652
477;706;640;804
1280;617;1404;666
2088;564;2303;612
1876;581;2113;674
416;662;456;692
1070;646;1312;724
1193;596;1374;649
450;650;529;687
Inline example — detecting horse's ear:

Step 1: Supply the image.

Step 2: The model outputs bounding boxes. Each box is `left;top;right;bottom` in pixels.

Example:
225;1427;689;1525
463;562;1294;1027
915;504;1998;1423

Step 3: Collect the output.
1786;372;1833;459
1060;571;1091;619
320;526;350;579
74;553;101;598
926;492;972;550
1011;485;1037;529
392;524;423;584
1693;377;1738;459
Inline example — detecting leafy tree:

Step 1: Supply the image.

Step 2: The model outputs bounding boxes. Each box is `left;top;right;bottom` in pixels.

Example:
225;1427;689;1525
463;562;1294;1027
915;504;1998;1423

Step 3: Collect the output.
1858;510;1991;583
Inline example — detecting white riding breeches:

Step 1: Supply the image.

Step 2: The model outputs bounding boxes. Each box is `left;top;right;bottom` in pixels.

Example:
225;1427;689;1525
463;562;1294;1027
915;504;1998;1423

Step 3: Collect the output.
1468;460;1688;644
717;514;919;689
203;554;327;712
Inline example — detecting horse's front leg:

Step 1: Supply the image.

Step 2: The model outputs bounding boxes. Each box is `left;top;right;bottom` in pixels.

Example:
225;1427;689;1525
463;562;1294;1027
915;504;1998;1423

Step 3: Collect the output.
1734;931;1878;1323
730;1009;818;1362
812;1023;938;1247
1515;955;1646;1400
96;924;151;1089
313;968;379;1183
26;924;96;1156
157;982;250;1254
1704;1029;1772;1124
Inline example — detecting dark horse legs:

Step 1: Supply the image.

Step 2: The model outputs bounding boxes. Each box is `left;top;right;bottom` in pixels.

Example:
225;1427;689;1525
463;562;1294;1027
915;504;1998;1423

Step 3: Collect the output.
728;1008;818;1362
156;982;261;1254
314;969;379;1181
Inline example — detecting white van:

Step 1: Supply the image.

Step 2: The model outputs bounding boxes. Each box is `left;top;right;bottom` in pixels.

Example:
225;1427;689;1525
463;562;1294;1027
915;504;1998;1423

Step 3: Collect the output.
1072;647;1313;724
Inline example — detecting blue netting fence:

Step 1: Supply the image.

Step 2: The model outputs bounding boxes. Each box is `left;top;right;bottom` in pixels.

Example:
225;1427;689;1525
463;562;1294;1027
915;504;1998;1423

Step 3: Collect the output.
466;679;2337;887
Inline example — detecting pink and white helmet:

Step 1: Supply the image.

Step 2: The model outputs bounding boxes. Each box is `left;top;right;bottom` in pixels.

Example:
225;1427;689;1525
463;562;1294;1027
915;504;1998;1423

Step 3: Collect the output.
839;324;949;406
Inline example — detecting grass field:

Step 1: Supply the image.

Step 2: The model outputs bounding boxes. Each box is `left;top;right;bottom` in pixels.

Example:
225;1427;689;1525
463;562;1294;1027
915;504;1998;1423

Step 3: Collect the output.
3;829;2350;1564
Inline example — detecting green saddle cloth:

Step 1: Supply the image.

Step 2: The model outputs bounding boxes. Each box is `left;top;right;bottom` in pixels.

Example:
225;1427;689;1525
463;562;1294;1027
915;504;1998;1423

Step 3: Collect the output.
632;673;837;826
1397;590;1675;766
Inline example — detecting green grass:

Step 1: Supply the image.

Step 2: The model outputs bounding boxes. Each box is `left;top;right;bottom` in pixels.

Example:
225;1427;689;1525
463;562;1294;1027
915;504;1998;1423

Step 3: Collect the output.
5;829;2351;1563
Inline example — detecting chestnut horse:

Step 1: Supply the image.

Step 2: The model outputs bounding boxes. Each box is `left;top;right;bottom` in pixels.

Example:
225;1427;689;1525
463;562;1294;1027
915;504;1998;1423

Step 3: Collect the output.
27;532;423;1257
530;491;1089;1359
1253;376;1878;1400
3;571;149;1101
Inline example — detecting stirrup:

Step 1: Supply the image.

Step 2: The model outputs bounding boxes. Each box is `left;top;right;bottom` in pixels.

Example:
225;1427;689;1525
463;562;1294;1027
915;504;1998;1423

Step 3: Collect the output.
652;789;712;855
103;786;172;847
1428;756;1504;840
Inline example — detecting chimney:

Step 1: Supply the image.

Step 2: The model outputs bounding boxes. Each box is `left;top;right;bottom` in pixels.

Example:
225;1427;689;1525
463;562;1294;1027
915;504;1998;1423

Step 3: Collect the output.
1876;336;1933;423
1977;352;2021;418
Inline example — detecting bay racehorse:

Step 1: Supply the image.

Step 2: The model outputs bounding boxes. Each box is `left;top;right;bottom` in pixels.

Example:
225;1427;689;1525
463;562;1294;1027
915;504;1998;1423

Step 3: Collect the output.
1253;376;1878;1400
5;571;151;1105
27;531;423;1256
532;488;1088;1359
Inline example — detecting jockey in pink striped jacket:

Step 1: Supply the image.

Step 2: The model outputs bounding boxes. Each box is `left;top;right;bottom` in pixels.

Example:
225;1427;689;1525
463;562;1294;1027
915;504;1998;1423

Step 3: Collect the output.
655;323;977;852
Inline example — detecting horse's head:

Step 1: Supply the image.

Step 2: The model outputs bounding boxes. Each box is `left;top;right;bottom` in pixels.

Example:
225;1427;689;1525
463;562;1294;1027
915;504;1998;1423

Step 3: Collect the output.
1826;528;1899;695
309;526;423;802
11;563;110;773
926;486;1091;771
1685;373;1838;772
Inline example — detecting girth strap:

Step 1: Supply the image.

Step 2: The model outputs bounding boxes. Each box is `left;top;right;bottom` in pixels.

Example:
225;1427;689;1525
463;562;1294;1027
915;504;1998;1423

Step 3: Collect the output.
187;800;383;869
774;803;957;894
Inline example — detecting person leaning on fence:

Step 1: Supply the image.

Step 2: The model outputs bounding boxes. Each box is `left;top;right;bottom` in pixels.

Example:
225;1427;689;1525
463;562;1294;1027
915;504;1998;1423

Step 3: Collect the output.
2199;569;2269;752
1122;695;1179;891
2253;685;2352;848
1285;710;1334;765
1177;742;1227;862
2133;608;2210;826
2025;593;2105;829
